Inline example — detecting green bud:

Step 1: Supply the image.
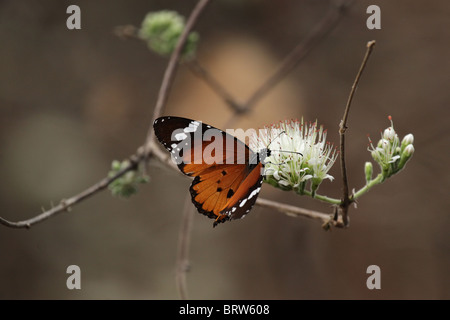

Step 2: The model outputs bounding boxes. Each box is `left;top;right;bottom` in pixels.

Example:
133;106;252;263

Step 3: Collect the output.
397;144;414;171
364;162;373;183
108;160;149;198
111;160;122;171
401;133;414;153
139;10;199;60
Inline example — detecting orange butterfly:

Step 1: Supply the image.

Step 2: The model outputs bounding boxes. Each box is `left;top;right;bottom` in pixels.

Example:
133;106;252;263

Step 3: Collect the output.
153;116;269;227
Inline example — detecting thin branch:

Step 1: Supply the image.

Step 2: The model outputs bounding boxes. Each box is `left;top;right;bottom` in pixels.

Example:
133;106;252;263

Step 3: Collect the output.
242;0;354;114
223;0;353;128
144;0;212;153
338;40;376;225
175;194;195;300
256;198;344;228
186;59;245;112
0;156;140;228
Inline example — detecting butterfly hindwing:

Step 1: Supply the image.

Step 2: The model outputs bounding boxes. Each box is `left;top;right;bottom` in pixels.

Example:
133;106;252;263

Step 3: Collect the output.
153;116;264;226
189;162;249;224
219;162;263;225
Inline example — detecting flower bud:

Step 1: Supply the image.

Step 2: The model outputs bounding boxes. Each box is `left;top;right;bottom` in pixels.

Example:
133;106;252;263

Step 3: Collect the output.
108;160;148;198
377;138;389;150
383;127;396;140
397;144;414;171
365;162;373;183
402;133;414;146
111;160;122;171
404;144;415;156
139;10;199;60
368;117;414;179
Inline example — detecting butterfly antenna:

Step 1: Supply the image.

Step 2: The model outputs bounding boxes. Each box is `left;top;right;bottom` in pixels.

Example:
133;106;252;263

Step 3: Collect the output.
273;150;303;156
266;131;302;156
267;131;286;149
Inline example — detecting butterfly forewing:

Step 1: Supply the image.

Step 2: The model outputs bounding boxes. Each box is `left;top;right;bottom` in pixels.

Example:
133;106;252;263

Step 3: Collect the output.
153;116;264;227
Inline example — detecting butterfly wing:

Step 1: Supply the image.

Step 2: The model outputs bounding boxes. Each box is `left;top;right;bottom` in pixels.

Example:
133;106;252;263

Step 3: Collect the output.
153;116;263;226
154;116;249;173
214;162;263;226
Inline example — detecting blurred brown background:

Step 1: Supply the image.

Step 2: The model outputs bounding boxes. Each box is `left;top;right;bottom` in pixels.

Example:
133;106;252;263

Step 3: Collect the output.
0;0;449;299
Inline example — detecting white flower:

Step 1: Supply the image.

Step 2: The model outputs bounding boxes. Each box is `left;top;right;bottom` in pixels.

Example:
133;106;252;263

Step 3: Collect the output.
249;119;338;194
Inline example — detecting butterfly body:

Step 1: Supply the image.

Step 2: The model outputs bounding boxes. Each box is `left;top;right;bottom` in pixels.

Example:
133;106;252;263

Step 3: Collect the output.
153;116;267;227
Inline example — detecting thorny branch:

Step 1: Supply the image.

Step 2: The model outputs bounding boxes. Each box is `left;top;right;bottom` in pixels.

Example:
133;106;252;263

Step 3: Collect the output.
338;40;376;226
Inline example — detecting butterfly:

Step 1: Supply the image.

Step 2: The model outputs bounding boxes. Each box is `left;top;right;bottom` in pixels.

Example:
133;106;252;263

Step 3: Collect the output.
153;116;270;227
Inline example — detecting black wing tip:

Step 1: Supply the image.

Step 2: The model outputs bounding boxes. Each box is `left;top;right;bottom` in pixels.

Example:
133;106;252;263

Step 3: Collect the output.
153;115;173;126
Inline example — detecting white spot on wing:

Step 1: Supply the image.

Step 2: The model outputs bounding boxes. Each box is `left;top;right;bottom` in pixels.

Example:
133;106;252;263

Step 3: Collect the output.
175;132;188;140
183;121;200;133
248;187;261;200
171;143;177;149
239;198;248;207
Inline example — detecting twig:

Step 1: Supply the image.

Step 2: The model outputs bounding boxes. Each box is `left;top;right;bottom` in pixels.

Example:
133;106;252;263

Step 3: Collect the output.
338;40;376;226
175;194;195;300
0;156;140;228
247;0;353;111
187;59;245;112
144;0;212;154
256;198;344;228
224;0;354;128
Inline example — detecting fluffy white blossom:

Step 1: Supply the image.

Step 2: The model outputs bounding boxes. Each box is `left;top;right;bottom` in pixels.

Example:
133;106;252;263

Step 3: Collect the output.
250;119;338;195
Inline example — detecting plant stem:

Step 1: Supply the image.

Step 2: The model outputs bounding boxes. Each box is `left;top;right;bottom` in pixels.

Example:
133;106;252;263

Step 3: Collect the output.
351;173;384;200
302;190;342;205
